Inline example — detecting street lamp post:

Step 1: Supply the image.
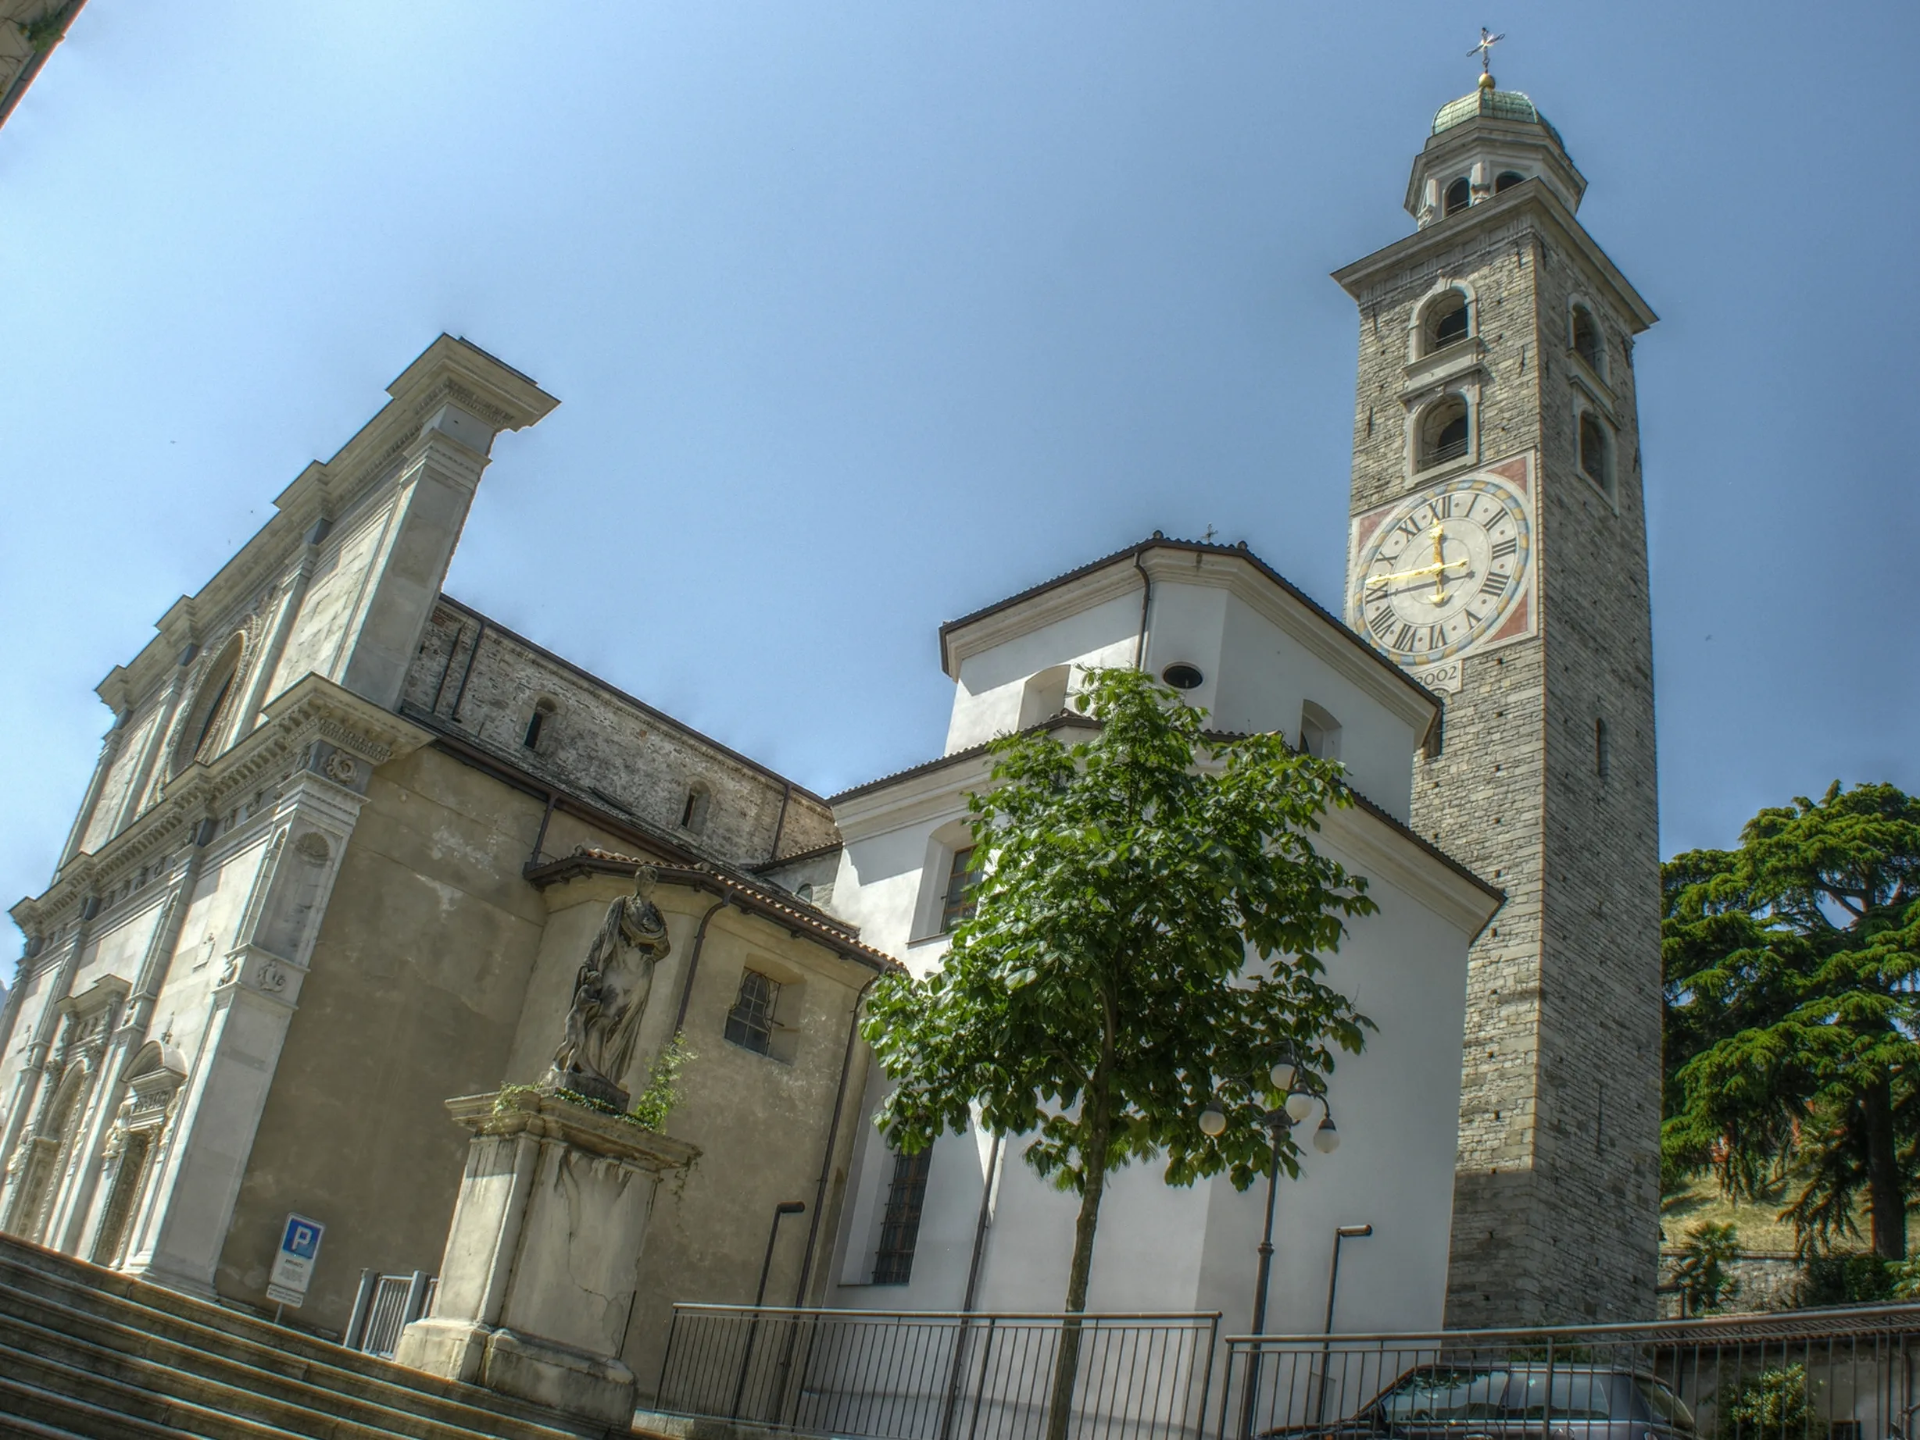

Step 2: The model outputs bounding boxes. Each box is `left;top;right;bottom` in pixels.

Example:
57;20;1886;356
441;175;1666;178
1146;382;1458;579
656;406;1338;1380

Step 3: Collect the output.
1315;1224;1373;1423
732;1200;807;1420
1199;1054;1343;1440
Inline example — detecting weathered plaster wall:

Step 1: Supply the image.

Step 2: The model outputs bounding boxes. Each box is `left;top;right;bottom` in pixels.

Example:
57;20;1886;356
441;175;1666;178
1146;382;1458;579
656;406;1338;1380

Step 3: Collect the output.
217;745;550;1325
216;743;874;1364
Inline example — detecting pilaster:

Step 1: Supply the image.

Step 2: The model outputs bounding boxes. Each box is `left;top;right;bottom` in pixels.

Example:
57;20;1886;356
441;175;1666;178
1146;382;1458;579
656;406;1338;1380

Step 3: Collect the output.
123;766;364;1296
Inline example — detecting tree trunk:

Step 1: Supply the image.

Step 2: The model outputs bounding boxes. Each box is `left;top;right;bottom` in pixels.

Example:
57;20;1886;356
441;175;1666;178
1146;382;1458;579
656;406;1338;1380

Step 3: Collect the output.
1864;1078;1906;1260
1045;1064;1113;1440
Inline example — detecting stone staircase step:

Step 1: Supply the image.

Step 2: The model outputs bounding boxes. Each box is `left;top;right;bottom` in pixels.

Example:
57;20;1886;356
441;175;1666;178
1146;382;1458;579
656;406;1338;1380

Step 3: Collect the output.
0;1242;589;1438
0;1235;616;1440
0;1297;459;1439
0;1342;315;1439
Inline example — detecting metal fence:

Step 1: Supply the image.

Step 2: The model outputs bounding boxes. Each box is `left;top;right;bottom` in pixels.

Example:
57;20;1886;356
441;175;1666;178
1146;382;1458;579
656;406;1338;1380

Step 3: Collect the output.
341;1269;436;1358
1220;1304;1920;1440
655;1305;1220;1440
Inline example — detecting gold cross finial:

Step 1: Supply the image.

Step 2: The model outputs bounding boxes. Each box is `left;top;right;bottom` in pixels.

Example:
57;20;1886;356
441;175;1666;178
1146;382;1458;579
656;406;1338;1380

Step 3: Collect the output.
1469;27;1504;83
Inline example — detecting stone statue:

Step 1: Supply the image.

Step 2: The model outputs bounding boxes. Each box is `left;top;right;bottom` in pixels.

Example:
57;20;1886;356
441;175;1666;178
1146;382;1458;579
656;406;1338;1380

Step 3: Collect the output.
547;866;671;1109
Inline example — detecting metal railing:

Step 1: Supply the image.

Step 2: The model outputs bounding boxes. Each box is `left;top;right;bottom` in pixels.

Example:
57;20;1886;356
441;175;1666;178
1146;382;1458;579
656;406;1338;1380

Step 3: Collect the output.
655;1305;1220;1440
1220;1304;1920;1440
341;1269;436;1358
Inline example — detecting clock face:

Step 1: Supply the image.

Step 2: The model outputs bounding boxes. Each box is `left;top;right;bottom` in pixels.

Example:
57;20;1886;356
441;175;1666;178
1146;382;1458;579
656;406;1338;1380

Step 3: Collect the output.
1351;475;1532;668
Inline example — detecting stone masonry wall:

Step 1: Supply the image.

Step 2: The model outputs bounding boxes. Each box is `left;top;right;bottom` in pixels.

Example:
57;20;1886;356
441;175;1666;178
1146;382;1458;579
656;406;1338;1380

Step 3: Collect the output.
1344;198;1661;1326
1530;232;1663;1322
399;599;839;871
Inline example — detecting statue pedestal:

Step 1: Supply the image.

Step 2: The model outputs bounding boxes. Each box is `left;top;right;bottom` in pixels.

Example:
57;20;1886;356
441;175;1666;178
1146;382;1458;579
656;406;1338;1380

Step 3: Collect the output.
394;1088;696;1427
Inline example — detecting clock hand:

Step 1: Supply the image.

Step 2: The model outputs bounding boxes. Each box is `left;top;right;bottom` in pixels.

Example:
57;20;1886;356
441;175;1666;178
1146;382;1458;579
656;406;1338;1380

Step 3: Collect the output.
1365;555;1470;589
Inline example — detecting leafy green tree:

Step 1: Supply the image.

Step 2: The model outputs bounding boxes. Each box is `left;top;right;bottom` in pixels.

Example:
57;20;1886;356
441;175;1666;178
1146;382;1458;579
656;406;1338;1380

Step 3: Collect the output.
1663;783;1920;1258
862;666;1375;1440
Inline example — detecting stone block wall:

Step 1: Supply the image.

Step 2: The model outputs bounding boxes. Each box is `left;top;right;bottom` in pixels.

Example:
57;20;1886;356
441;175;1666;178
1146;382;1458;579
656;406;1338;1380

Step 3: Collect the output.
1343;201;1661;1326
399;599;839;870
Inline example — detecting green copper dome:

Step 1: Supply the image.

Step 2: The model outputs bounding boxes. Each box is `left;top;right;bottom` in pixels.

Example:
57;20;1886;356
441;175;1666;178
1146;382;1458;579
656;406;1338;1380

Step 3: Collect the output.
1432;84;1564;150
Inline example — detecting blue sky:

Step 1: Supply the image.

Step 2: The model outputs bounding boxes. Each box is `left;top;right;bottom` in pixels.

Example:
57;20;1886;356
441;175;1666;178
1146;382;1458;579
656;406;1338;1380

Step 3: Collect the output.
2;2;1916;927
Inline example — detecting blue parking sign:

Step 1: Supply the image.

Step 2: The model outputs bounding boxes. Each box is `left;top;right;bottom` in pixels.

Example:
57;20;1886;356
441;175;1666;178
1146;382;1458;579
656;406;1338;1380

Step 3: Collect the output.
268;1213;325;1308
282;1216;322;1260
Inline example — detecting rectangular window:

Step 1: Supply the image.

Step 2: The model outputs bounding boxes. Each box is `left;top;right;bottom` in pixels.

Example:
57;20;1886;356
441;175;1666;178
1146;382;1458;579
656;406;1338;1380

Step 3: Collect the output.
940;846;982;933
724;969;781;1055
872;1148;933;1285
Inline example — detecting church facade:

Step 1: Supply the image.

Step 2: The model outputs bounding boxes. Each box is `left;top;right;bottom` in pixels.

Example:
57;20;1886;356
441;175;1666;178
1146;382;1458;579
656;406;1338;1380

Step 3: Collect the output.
0;69;1660;1356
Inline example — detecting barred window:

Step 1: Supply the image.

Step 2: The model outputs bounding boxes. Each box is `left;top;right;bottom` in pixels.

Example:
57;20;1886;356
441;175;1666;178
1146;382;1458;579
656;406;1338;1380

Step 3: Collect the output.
1571;305;1604;373
940;846;982;933
724;969;781;1055
872;1148;933;1285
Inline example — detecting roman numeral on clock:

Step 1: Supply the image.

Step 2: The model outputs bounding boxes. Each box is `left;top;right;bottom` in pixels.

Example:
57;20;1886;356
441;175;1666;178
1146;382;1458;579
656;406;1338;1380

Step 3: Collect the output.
1394;623;1417;651
1368;607;1396;639
1491;537;1517;560
1479;570;1510;598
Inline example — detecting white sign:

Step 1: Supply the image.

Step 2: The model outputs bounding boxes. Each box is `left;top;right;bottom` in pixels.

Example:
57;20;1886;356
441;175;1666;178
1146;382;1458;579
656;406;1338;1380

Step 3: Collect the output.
266;1212;324;1308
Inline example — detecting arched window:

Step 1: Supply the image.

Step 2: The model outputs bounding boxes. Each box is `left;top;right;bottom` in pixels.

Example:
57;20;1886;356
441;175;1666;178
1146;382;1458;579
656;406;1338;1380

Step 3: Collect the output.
679;782;711;833
1571;305;1604;373
1424;290;1470;353
1495;170;1526;193
1017;665;1070;729
170;635;245;776
1299;701;1342;762
1579;413;1612;493
1420;395;1471;468
523;698;556;752
1443;177;1471;216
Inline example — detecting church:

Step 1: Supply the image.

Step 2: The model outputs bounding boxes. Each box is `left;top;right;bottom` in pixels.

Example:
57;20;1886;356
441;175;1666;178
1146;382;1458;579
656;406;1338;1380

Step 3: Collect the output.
0;61;1661;1382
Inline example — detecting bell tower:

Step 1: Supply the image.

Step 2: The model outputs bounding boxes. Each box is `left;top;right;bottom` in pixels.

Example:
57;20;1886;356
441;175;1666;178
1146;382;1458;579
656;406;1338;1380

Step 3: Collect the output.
1333;63;1662;1325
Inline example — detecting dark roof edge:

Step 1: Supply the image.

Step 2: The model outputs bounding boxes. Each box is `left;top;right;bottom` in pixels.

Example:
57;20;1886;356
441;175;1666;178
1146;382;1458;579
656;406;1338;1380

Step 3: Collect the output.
934;537;1440;725
750;841;845;874
829;713;1099;804
1331;178;1657;331
433;593;832;809
830;717;1501;906
523;853;900;974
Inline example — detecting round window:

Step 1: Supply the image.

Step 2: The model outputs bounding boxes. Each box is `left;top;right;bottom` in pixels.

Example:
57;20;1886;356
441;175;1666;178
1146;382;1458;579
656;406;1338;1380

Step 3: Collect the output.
1161;663;1204;691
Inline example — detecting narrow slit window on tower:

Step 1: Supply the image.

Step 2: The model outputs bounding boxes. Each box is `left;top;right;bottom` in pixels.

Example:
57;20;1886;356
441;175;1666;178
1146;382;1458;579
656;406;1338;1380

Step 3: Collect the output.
872;1147;933;1285
1594;718;1611;781
1571;305;1603;373
940;845;982;932
523;699;555;751
680;782;711;833
1579;413;1612;493
1422;395;1471;467
1444;177;1471;216
724;969;781;1055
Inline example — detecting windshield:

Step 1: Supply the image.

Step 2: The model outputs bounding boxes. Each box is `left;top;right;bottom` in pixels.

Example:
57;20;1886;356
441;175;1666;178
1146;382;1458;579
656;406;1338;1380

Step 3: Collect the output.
1377;1369;1512;1424
1633;1377;1697;1433
1507;1372;1618;1421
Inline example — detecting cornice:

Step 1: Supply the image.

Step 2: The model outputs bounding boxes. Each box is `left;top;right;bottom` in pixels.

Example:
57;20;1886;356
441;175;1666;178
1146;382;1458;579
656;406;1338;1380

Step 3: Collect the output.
1317;800;1503;942
11;676;431;940
1334;179;1657;333
937;537;1438;742
90;338;559;714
